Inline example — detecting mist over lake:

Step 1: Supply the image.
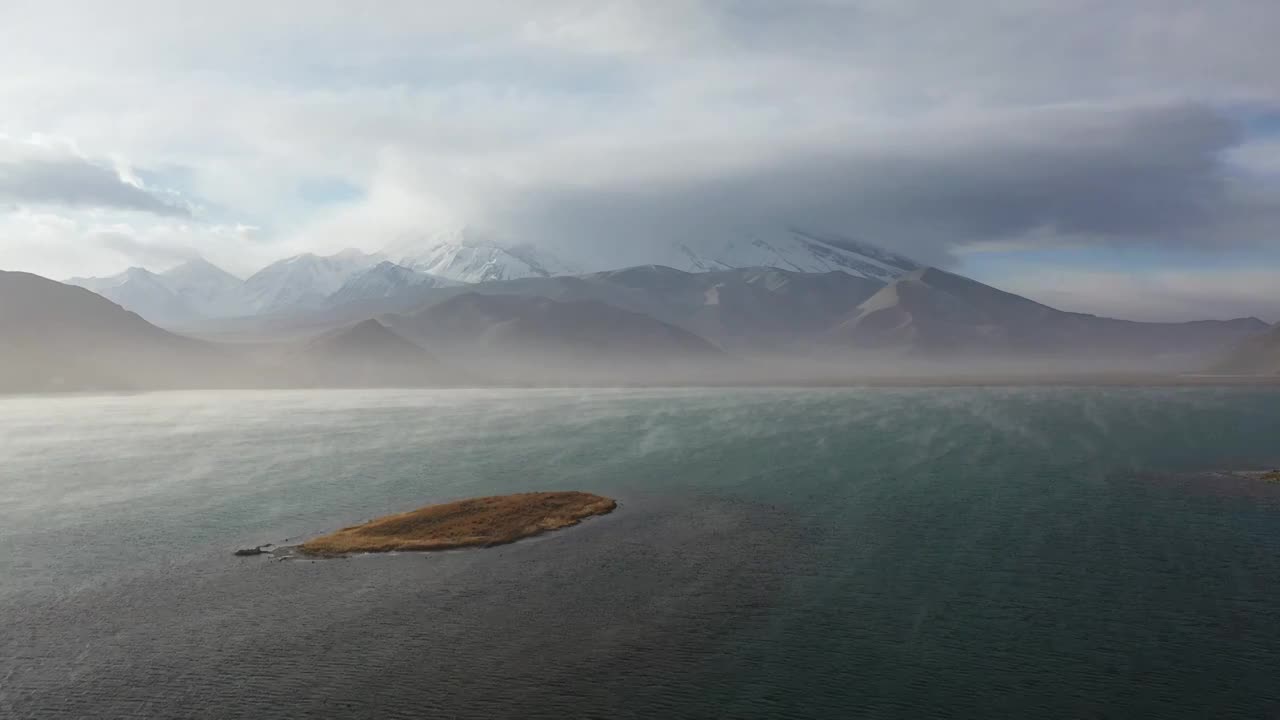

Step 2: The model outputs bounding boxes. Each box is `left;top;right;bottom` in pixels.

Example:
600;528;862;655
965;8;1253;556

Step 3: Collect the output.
3;387;1280;718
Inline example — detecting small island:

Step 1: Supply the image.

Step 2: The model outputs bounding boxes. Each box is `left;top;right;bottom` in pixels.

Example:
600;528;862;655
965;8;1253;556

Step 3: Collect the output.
298;491;617;556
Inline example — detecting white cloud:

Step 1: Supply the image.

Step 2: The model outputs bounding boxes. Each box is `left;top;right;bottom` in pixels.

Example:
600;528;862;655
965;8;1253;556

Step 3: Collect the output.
0;209;269;279
0;136;188;216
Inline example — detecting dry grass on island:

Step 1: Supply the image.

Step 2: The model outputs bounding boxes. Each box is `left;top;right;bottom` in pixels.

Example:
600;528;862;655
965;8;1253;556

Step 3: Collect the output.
299;491;617;556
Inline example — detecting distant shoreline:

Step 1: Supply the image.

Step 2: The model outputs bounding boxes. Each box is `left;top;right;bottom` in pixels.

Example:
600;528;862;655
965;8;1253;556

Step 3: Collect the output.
5;373;1280;397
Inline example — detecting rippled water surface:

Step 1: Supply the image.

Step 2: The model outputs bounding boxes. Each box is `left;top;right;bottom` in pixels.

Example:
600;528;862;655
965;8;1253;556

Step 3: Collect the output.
4;387;1280;718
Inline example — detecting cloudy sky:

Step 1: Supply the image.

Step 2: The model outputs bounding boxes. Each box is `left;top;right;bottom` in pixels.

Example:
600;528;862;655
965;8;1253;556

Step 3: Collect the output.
2;0;1279;321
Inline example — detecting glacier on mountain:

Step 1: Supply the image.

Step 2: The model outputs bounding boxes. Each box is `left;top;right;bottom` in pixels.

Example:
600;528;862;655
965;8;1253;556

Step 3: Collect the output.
242;249;383;312
387;227;581;284
668;227;920;282
326;261;460;306
387;225;919;284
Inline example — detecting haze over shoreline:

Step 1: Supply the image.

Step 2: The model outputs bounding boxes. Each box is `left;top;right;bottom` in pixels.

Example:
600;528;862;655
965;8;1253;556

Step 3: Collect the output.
4;243;1277;394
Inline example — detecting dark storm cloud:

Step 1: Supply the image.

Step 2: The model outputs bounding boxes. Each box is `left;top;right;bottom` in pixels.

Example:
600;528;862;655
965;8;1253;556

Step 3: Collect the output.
0;151;189;217
487;102;1265;266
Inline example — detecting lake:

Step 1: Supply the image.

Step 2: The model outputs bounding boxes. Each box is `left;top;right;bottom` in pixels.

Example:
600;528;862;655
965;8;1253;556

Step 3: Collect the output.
3;387;1280;718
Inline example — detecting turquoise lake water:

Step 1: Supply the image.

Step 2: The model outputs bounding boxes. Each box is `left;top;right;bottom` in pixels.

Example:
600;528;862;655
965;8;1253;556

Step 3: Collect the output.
3;387;1280;718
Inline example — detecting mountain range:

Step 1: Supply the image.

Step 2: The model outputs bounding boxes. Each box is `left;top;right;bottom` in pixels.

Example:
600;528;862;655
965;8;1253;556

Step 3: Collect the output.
65;260;248;327
387;292;727;383
2;270;469;391
9;227;1277;391
386;227;583;283
63;226;922;330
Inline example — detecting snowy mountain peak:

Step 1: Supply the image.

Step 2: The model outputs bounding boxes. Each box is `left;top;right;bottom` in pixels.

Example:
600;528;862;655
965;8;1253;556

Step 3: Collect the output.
162;256;238;280
69;265;156;286
64;266;199;327
244;249;383;312
367;260;415;277
162;257;240;286
72;266;148;289
158;257;249;317
65;258;255;323
388;228;580;284
62;226;921;327
325;261;460;306
331;247;372;262
670;227;920;282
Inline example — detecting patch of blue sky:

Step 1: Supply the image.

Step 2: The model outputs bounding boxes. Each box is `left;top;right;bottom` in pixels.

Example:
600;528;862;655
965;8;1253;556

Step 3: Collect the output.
297;177;364;206
1214;100;1280;141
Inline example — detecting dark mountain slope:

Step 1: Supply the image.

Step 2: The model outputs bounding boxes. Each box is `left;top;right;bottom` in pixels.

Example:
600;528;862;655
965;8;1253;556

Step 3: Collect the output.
1212;324;1280;375
284;264;882;352
1;272;467;391
580;266;883;348
386;292;725;382
0;271;229;391
294;319;459;387
835;268;1267;362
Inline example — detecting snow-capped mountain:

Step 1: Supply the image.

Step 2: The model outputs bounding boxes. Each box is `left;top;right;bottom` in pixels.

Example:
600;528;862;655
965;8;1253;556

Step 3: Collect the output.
66;249;395;325
157;258;251;317
243;249;383;312
384;225;916;284
64;267;146;295
669;227;921;282
325;261;460;307
65;267;201;328
387;227;581;284
63;226;922;328
65;257;255;326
